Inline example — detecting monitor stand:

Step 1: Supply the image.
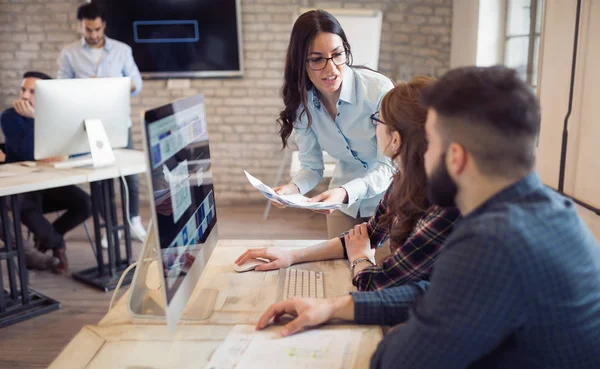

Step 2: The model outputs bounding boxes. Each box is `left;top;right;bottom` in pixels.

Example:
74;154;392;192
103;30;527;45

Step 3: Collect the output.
85;118;117;167
127;221;218;323
54;118;116;169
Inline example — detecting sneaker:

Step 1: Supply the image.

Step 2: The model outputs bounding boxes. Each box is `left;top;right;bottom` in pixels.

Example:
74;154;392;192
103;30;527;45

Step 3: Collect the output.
101;230;122;249
130;216;147;242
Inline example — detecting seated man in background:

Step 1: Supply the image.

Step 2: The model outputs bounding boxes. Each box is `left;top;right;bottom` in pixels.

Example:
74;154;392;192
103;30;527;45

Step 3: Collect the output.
256;66;600;369
57;2;146;241
0;71;92;273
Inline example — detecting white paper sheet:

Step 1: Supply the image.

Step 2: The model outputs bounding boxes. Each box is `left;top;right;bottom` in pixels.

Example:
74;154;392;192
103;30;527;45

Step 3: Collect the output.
244;171;344;211
205;325;354;369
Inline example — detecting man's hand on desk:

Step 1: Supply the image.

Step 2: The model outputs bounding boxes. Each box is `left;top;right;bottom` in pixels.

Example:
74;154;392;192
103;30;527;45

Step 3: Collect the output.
256;295;355;337
39;156;68;164
235;247;295;271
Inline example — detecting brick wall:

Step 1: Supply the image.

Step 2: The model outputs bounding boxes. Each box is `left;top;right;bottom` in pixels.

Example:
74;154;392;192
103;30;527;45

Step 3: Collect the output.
0;0;452;205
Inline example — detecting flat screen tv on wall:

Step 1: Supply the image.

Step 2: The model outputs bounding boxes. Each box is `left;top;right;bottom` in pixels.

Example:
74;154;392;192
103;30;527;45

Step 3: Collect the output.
94;0;243;78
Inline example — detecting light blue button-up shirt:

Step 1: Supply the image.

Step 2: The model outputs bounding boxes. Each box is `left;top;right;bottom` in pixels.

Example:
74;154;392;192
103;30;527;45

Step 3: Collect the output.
57;36;143;126
292;67;395;218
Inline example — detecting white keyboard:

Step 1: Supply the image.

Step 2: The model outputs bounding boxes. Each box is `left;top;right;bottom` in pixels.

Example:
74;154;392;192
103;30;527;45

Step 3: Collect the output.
53;157;94;169
276;268;325;301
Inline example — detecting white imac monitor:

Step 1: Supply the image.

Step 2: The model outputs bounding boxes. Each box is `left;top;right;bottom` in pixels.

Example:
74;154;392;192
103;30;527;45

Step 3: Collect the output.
128;94;218;330
34;77;130;164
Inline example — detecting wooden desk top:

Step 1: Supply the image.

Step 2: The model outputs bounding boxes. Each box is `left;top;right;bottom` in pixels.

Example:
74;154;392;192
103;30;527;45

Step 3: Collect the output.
49;240;383;369
0;149;147;197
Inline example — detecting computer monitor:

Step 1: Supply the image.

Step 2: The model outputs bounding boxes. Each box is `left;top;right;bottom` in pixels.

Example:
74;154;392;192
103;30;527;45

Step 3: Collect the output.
128;94;219;330
34;77;130;165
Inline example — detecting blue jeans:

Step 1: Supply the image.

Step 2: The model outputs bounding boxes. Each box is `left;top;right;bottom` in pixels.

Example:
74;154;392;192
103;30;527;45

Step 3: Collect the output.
125;127;139;218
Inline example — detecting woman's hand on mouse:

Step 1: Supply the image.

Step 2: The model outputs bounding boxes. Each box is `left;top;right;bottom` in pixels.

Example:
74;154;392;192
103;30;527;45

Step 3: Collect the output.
235;248;295;271
271;182;300;208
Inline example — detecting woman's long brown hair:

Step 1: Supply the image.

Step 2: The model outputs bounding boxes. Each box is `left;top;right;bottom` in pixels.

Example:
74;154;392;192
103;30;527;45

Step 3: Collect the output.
379;76;435;250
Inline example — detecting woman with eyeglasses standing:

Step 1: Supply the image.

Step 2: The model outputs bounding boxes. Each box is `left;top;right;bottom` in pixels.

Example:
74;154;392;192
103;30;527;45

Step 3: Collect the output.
271;9;395;238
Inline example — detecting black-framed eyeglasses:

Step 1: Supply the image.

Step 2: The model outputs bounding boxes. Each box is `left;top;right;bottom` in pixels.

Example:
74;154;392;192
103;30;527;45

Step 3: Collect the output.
370;111;385;127
306;51;348;71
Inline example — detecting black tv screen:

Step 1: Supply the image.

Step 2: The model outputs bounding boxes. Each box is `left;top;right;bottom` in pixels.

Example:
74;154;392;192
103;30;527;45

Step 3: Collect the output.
95;0;243;78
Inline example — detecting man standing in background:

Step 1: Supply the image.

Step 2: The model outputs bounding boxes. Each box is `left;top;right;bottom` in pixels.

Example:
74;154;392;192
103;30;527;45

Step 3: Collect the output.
57;2;146;241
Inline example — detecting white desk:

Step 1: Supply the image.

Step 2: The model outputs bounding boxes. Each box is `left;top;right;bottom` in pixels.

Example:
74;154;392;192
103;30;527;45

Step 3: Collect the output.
0;149;147;328
48;240;383;369
0;149;146;197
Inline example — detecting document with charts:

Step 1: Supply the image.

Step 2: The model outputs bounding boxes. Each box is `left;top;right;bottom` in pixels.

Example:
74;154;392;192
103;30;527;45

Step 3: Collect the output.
204;324;357;369
244;171;345;211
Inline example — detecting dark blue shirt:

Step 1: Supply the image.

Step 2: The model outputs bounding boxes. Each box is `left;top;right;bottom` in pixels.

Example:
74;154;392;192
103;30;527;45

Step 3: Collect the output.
0;108;34;163
352;172;600;369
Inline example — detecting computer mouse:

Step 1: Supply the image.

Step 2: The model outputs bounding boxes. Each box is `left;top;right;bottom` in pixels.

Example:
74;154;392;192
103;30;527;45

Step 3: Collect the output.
233;258;268;273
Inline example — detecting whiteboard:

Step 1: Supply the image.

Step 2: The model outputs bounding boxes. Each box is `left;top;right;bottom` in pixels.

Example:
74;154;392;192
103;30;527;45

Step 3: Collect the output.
298;8;383;70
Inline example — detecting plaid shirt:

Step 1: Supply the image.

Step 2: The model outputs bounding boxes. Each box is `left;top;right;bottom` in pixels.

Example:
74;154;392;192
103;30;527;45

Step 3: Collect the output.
340;186;460;291
352;173;600;369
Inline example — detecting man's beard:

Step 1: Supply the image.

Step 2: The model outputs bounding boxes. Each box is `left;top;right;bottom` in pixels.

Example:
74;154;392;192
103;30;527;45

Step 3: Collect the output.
86;37;102;46
427;154;458;208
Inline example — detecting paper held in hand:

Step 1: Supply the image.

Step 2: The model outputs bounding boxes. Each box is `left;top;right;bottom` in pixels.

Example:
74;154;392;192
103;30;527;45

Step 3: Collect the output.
244;170;345;211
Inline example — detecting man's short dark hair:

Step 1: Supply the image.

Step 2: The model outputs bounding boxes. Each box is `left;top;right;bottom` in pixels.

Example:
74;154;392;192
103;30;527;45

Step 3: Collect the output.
23;71;52;80
77;2;105;21
421;65;540;178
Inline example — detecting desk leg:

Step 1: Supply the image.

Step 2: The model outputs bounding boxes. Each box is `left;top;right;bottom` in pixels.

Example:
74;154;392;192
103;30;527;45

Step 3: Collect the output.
107;179;122;269
1;204;18;302
119;178;133;265
72;179;135;291
90;181;105;275
11;196;29;305
0;195;60;328
102;179;117;278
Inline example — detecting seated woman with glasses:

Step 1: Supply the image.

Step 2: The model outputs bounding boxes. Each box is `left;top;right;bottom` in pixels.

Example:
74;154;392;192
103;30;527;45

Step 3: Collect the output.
270;9;396;238
237;78;461;291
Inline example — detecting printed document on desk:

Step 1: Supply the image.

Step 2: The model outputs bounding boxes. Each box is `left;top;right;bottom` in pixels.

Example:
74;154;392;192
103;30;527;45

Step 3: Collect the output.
244;171;344;211
205;324;357;369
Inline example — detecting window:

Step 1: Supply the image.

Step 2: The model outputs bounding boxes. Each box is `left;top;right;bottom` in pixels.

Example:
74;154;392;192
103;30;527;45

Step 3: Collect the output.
504;0;544;88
